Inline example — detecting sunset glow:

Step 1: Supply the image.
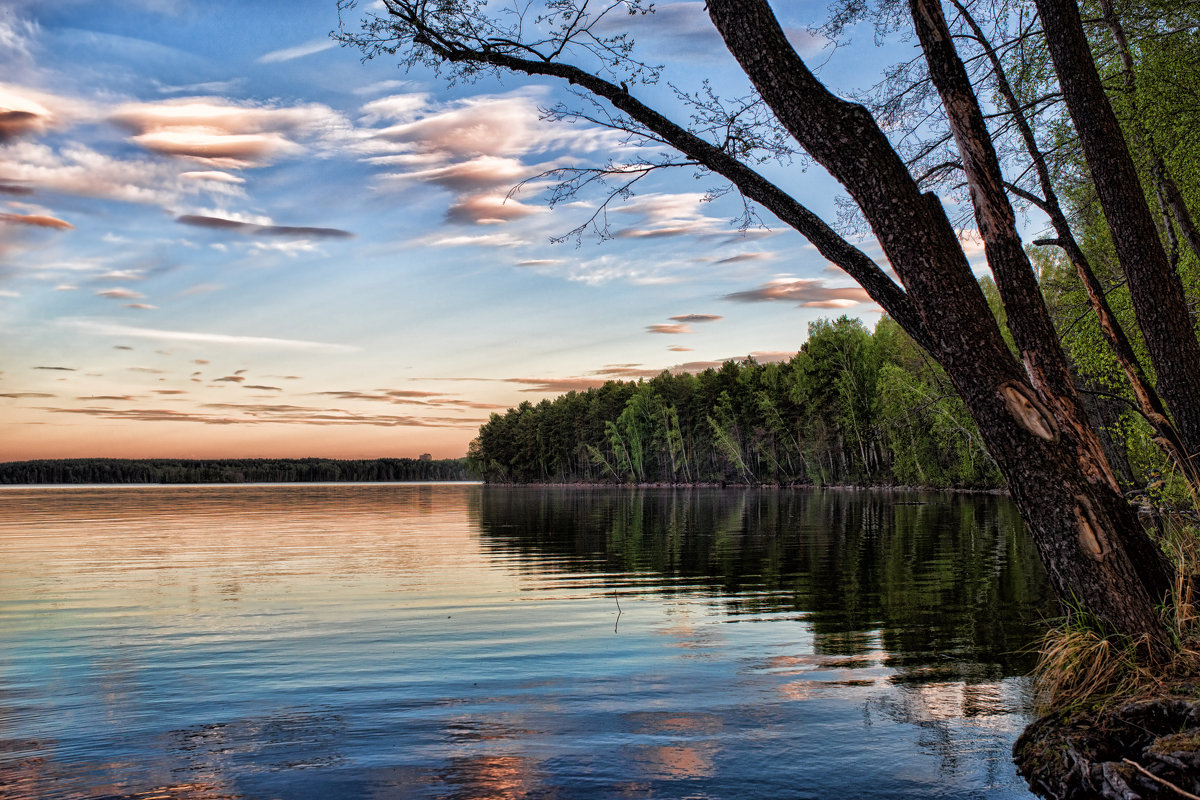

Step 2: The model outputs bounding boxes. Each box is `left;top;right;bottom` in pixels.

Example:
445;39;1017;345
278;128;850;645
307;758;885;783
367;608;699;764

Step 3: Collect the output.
0;0;936;460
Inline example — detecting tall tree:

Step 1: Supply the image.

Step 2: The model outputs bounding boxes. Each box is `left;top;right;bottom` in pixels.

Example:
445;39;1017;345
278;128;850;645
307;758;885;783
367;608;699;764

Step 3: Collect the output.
339;0;1190;653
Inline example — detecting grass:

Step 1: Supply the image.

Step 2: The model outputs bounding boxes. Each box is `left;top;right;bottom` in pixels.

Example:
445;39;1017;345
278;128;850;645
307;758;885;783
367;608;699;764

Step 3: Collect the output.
1030;512;1200;715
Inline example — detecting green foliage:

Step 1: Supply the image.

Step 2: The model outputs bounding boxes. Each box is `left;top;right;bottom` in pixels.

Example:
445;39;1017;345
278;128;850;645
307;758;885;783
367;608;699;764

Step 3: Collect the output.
471;315;1003;488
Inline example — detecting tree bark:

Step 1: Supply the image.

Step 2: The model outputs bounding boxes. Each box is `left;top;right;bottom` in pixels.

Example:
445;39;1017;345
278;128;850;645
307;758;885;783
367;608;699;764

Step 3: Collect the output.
1034;0;1200;473
947;0;1197;487
707;0;1172;653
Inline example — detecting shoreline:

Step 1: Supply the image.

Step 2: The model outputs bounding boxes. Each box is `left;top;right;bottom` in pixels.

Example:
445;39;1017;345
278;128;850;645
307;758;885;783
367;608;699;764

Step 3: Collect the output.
479;480;1011;495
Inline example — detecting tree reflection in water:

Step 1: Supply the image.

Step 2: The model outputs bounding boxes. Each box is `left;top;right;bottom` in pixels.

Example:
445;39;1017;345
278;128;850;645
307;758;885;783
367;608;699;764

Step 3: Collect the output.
472;487;1052;686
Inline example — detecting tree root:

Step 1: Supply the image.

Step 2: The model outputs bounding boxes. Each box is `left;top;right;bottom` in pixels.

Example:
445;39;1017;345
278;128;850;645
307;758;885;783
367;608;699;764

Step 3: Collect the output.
1014;694;1200;799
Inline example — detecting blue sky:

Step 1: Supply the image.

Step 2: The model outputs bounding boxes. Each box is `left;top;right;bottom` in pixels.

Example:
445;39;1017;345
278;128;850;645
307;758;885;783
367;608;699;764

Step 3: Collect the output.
0;0;983;460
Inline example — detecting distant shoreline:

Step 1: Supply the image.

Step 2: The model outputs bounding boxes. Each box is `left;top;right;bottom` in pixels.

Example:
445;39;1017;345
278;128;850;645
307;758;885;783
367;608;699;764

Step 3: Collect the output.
0;457;471;485
479;480;1010;495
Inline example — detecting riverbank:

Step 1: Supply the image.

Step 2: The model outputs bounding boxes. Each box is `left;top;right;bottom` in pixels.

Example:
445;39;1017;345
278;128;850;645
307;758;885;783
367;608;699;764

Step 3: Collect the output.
480;479;1011;495
1014;688;1200;799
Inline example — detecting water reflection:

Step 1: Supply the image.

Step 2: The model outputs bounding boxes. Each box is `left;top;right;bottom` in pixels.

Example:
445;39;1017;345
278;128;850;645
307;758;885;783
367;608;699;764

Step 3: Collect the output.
0;484;1050;799
472;487;1050;681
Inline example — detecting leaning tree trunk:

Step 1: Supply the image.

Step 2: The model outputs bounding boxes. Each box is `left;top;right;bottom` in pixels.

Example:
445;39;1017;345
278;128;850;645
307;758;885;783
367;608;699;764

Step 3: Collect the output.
1034;0;1200;472
707;0;1173;655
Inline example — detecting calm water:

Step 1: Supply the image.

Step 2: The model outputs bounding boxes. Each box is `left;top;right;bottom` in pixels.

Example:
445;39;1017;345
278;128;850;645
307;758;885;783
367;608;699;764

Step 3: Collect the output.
0;484;1052;799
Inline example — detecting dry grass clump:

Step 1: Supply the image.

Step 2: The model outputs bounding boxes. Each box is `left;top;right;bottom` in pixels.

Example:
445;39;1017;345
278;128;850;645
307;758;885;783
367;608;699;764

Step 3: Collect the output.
1031;514;1200;715
1031;621;1156;714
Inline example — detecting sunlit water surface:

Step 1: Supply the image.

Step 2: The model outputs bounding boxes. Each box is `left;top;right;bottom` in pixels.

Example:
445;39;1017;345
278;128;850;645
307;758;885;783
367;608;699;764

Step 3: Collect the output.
0;484;1052;799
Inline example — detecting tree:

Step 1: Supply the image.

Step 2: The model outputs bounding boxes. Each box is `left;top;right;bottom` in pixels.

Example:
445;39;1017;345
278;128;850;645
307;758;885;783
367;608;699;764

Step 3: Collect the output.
338;0;1193;653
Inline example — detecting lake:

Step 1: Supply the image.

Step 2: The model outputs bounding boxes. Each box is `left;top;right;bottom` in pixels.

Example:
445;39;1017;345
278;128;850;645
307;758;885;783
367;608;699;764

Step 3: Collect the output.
0;483;1052;799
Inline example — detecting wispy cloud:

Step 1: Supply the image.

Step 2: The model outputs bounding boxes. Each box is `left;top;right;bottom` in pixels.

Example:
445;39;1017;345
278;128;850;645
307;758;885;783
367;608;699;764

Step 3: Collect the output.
257;39;336;63
714;252;771;265
724;278;873;308
110;98;348;168
0;211;73;229
40;403;483;428
176;214;353;238
60;320;359;353
96;287;146;300
646;323;692;334
669;314;722;323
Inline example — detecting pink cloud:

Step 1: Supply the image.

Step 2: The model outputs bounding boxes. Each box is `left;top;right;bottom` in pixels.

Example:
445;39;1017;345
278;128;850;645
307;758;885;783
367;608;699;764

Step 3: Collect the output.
96;287;145;300
0;212;72;229
646;323;692;334
724;278;872;307
445;193;540;225
109;99;338;167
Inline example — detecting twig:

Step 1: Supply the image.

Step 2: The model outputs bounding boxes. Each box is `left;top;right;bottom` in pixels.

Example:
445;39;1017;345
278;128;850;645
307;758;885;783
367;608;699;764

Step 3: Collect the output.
613;591;622;633
1122;758;1200;800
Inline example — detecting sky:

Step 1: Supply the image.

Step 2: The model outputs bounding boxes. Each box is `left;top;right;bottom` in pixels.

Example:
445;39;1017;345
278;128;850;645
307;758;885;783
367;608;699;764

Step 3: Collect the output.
0;0;982;461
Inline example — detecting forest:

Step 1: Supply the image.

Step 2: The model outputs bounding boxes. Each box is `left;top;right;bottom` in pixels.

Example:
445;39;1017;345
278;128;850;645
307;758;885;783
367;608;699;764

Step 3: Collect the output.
468;292;1167;492
0;457;470;485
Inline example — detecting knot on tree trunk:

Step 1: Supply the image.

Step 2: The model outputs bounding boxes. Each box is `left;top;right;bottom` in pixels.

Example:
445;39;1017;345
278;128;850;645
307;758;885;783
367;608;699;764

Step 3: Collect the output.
1000;382;1060;442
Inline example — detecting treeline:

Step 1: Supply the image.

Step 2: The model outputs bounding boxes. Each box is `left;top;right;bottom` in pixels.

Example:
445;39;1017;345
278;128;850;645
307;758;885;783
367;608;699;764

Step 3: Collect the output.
0;457;471;485
469;316;1005;489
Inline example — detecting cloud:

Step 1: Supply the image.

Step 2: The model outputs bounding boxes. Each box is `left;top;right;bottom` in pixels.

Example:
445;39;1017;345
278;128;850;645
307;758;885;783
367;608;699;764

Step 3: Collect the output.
612;193;726;240
445;193;541;225
714;252;771;265
125;303;157;310
313;389;447;404
0;84;93;142
180;170;245;184
215;375;245;383
258;39;336;63
378;155;531;193
646;323;692;334
506;377;610;393
110;98;347;168
155;79;244;96
0;141;201;206
419;231;526;249
0;212;72;229
669;314;723;323
152;389;188;395
516;259;562;267
244;385;281;391
370;91;617;160
176;214;353;238
60;320;359;353
0;392;55;398
353;80;416;98
34;365;75;371
723;278;873;307
0;183;34;195
594;3;825;60
96;287;146;300
96;269;146;281
668;346;694;352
